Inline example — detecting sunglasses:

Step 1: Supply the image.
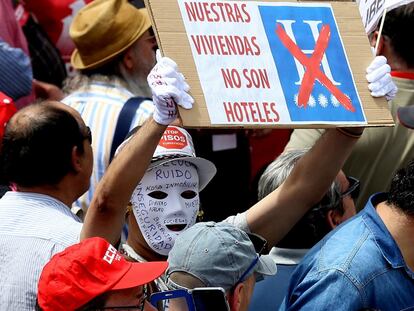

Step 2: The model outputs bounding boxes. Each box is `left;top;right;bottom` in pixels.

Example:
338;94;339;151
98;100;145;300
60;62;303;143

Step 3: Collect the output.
98;284;148;310
235;233;268;285
341;176;360;200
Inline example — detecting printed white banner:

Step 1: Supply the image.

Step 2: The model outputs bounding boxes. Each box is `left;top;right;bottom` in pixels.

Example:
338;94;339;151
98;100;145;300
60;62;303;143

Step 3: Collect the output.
177;0;367;125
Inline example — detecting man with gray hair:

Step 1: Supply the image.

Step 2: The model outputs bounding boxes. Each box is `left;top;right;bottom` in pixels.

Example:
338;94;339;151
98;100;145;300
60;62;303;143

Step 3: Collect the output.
62;0;158;213
248;149;359;310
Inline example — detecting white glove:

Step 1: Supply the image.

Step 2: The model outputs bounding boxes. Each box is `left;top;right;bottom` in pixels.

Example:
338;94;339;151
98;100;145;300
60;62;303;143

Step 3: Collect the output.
147;50;194;125
366;56;398;101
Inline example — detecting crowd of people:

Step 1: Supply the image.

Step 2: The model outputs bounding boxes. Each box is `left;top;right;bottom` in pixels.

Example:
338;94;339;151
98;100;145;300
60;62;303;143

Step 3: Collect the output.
0;0;413;310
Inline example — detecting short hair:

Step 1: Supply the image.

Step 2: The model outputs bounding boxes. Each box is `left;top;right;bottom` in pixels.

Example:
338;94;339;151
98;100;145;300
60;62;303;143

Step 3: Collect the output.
0;101;86;187
258;149;343;248
387;160;414;216
381;3;414;67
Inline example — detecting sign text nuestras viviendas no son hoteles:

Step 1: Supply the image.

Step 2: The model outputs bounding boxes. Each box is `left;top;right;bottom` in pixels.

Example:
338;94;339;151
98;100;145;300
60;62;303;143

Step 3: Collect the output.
146;0;393;128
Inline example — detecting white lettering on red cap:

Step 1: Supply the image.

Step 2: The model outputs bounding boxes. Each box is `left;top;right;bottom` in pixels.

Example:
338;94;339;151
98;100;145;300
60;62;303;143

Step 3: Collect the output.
103;244;118;264
159;128;188;150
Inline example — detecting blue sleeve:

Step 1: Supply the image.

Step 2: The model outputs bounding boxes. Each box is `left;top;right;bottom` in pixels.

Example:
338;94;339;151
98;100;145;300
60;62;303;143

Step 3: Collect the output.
280;269;364;311
0;39;33;100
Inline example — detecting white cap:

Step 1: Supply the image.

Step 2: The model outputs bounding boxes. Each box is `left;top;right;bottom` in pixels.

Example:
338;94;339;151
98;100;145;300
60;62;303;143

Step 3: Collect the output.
116;126;216;191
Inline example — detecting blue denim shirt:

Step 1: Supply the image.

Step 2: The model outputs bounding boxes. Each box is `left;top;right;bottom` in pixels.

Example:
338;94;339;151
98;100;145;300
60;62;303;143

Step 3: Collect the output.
280;193;414;311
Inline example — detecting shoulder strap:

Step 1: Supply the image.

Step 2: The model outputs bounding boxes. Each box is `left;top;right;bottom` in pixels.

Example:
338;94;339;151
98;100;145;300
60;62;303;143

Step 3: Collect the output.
109;96;151;162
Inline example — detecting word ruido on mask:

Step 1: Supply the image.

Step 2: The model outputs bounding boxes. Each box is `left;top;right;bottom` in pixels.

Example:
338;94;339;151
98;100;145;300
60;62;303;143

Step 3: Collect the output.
155;168;194;180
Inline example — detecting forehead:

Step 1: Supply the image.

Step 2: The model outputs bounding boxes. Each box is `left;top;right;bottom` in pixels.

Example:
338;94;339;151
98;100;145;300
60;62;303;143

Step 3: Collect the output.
141;160;199;184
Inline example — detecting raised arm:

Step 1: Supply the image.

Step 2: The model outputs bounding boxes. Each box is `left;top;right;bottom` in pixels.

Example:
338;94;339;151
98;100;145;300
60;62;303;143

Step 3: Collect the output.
247;127;363;247
247;55;397;247
81;52;193;244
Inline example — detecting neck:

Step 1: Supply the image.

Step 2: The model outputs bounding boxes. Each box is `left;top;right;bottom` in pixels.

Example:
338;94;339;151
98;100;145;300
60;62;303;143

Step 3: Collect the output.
383;50;414;73
126;216;167;262
16;185;73;207
390;62;414;73
377;202;414;270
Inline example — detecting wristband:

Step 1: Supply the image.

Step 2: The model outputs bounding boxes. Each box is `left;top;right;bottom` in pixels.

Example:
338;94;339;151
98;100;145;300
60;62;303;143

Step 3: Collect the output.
336;127;363;139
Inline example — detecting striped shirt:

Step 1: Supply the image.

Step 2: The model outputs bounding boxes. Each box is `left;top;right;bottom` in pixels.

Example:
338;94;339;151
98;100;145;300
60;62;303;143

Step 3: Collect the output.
62;80;154;212
0;191;82;310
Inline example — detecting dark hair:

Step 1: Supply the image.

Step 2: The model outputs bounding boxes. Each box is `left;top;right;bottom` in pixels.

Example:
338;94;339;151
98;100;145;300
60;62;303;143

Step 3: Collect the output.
387;160;414;216
0;102;86;187
381;3;414;68
76;293;107;311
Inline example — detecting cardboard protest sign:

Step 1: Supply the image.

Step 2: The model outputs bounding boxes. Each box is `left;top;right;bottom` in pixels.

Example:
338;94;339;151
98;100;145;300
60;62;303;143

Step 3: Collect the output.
146;0;393;128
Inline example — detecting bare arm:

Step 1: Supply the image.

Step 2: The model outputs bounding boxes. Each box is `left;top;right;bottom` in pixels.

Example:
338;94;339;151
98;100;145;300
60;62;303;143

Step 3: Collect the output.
247;128;363;247
80;119;166;244
80;52;193;245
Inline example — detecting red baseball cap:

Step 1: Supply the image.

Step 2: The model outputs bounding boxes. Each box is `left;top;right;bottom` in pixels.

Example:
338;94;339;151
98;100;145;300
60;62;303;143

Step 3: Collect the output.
0;92;17;140
38;237;168;310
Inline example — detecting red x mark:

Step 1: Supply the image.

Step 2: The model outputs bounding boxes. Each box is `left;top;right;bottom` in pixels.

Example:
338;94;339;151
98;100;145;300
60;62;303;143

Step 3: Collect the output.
275;23;355;112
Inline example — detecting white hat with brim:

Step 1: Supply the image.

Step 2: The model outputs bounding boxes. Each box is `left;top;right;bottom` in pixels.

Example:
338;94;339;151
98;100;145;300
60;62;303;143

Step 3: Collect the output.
116;126;217;191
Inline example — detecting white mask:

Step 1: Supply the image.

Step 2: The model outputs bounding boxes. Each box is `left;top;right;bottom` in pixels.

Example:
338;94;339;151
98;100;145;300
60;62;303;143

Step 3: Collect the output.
131;159;200;256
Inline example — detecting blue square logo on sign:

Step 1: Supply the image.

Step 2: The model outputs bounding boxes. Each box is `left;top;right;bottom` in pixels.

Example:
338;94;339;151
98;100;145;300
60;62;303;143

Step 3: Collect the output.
259;4;366;123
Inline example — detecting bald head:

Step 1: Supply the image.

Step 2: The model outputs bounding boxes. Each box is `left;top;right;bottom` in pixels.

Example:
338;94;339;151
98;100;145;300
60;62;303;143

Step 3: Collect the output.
1;101;89;187
8;101;82;130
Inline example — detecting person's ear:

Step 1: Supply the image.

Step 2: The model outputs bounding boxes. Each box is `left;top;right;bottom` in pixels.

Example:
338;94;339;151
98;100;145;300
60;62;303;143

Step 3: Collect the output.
370;31;386;55
228;283;244;311
71;145;83;173
369;30;379;47
122;47;135;71
326;209;342;229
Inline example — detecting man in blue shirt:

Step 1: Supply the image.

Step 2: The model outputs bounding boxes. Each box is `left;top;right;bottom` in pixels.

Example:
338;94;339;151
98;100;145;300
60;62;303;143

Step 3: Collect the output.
249;150;359;310
281;161;414;310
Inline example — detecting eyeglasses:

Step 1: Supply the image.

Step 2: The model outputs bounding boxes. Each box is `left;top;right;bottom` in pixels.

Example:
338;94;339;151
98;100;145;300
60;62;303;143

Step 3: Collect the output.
234;233;268;285
341;176;360;200
99;284;148;310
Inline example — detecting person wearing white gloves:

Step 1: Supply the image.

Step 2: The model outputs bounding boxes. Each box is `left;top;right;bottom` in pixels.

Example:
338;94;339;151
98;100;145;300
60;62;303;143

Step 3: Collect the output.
148;50;193;125
285;52;405;210
0;50;191;310
82;49;392;308
82;51;193;246
366;55;398;100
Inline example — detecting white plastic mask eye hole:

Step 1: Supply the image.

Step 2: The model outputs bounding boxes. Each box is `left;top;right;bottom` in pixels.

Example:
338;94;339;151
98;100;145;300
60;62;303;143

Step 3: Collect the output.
181;190;197;199
148;191;168;199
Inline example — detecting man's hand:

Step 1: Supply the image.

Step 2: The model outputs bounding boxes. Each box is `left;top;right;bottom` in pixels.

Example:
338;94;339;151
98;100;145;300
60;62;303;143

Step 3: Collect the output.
147;50;193;125
366;56;398;101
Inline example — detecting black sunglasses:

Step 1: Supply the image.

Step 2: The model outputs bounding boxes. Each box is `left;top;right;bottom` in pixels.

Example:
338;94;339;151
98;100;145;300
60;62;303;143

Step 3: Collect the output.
341;176;360;200
97;284;148;310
